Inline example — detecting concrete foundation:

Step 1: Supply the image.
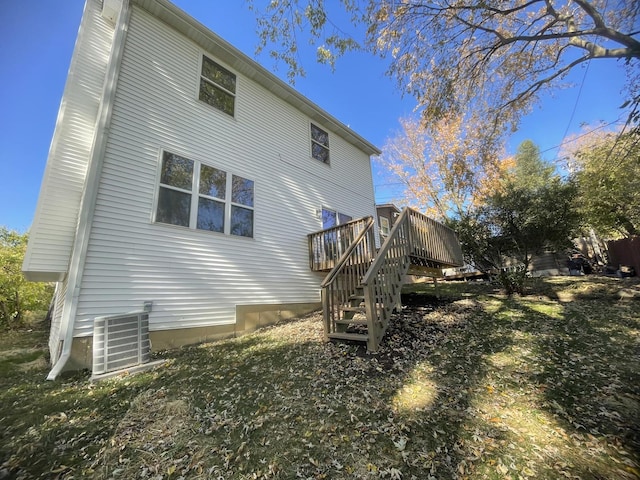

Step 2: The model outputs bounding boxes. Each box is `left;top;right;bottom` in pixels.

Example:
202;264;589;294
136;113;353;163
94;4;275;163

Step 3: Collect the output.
63;302;321;371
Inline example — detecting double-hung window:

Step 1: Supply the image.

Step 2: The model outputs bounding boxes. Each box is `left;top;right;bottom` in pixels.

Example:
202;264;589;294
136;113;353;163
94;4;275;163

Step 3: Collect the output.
230;175;254;237
379;217;390;237
311;123;330;164
199;55;236;116
197;164;227;233
156;151;254;237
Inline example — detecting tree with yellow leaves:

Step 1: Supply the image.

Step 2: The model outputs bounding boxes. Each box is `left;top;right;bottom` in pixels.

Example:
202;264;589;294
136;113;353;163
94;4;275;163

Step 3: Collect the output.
250;0;639;136
378;113;511;220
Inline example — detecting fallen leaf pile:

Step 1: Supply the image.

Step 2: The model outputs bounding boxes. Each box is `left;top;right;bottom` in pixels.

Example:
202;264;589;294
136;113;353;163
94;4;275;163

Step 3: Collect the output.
1;277;638;479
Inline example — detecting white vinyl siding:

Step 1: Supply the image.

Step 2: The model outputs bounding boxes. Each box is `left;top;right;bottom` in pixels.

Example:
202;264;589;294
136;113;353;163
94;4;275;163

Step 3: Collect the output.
22;0;116;281
48;279;69;363
71;6;375;337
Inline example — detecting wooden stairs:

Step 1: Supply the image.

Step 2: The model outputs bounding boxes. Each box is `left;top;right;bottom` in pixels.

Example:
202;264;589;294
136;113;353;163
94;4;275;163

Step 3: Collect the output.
308;208;463;351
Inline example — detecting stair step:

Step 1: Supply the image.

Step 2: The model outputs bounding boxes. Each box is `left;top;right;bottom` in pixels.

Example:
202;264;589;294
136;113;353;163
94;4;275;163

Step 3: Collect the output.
328;332;369;342
348;295;365;301
336;317;368;325
342;306;366;313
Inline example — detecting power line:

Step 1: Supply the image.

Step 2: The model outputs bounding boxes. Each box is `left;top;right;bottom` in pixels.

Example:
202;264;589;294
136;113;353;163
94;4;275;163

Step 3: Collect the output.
542;118;622;158
553;60;591;163
602;98;640;168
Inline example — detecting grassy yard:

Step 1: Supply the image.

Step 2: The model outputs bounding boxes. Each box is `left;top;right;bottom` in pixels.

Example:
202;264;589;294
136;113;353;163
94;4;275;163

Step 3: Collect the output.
1;277;639;479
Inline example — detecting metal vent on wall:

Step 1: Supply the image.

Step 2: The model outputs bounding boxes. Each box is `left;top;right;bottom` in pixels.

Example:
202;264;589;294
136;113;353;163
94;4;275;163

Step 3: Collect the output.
93;312;150;375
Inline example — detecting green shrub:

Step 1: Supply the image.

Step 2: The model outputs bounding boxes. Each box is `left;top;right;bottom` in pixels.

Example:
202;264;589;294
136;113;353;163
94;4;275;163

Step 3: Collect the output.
0;227;54;329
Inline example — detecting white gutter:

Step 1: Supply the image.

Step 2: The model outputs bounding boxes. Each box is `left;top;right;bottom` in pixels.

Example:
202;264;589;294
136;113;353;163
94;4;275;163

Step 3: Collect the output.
47;0;131;380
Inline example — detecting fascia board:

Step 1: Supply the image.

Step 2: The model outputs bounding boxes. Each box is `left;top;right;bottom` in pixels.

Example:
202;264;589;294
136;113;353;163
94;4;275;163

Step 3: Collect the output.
131;0;381;157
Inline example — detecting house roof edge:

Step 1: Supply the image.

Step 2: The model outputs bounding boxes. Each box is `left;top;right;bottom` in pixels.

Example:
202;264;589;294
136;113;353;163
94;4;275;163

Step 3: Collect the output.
130;0;381;156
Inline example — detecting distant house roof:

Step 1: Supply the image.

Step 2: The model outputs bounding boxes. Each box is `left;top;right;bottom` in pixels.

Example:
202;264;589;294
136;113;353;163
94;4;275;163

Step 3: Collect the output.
133;0;381;157
375;203;401;214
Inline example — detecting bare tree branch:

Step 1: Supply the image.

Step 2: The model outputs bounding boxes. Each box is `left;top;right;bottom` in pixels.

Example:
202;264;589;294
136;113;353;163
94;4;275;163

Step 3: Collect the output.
251;0;640;146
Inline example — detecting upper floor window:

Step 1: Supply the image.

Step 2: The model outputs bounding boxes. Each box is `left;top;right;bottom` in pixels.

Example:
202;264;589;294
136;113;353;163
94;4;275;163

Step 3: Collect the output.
199;55;236;116
156;151;253;237
311;123;330;164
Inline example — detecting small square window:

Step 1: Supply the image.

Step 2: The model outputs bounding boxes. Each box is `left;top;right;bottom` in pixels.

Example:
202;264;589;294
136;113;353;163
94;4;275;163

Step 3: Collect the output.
311;124;330;164
199;164;226;199
156;187;191;227
161;152;193;190
232;175;254;207
231;206;253;237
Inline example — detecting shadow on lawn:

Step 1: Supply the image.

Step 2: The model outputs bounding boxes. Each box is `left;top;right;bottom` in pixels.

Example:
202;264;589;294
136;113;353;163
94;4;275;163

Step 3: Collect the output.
375;293;519;477
2;283;638;479
385;286;639;479
517;294;640;460
184;288;639;479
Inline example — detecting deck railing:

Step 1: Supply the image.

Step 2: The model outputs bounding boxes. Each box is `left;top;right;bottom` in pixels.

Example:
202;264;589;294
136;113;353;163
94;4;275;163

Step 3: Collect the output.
407;209;464;267
308;217;375;271
317;217;376;339
310;208;464;351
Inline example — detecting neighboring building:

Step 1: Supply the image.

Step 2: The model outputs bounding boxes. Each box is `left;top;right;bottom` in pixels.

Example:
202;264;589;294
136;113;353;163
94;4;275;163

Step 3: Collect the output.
23;0;380;378
375;203;401;243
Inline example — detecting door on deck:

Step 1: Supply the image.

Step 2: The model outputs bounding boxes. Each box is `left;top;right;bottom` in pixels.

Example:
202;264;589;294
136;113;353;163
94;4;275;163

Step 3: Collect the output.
321;207;353;265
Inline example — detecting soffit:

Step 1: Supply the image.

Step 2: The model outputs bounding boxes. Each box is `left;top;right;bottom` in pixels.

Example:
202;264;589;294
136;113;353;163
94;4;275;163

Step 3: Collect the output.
131;0;381;156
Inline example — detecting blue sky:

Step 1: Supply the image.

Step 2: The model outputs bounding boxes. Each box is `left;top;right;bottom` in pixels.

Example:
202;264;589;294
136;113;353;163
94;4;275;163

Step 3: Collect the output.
0;1;631;231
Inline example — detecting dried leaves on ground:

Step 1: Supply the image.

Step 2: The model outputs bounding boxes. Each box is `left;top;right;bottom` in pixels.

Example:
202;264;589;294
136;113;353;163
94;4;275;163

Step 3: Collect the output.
1;277;639;479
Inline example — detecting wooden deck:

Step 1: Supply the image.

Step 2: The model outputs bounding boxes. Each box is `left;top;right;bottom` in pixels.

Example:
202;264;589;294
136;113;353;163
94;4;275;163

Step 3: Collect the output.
307;208;463;351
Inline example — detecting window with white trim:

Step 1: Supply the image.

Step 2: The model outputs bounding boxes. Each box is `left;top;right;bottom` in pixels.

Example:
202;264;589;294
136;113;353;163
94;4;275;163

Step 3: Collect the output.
199;55;236;116
311;123;330;164
155;151;254;237
379;216;390;236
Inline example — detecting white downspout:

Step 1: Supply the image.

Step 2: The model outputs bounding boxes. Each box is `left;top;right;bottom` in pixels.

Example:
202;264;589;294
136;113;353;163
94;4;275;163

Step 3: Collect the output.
47;0;131;380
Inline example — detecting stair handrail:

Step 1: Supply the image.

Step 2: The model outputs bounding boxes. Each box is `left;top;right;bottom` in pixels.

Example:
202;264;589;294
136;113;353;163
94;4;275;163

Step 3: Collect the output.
361;208;410;286
319;216;376;342
360;208;413;350
320;216;375;288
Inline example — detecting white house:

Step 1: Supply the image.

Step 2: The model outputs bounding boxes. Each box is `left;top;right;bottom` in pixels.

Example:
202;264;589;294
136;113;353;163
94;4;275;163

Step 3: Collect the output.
23;0;380;379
